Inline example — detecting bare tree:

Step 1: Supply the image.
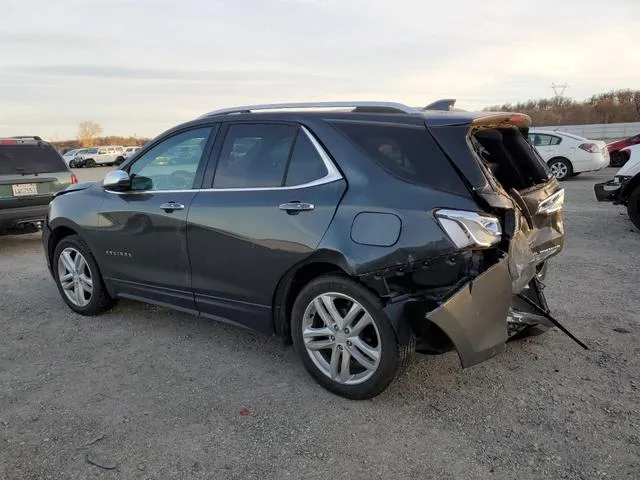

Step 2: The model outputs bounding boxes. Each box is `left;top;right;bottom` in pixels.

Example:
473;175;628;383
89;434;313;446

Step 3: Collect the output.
77;121;104;147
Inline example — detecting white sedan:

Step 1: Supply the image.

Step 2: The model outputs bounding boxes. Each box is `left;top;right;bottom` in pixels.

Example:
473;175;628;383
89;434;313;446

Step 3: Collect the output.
528;129;609;180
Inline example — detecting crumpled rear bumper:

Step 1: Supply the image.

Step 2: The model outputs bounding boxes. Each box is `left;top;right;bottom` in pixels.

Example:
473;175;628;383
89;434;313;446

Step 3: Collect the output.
426;256;512;367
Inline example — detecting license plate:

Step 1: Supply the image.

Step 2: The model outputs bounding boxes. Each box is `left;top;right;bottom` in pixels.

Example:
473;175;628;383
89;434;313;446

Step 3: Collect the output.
11;183;38;196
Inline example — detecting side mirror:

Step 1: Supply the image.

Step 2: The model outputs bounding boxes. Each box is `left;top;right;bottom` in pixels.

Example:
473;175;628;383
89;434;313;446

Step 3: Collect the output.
103;170;131;191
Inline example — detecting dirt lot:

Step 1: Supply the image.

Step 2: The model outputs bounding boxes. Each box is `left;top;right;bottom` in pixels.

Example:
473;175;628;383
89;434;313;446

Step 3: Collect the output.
1;168;639;479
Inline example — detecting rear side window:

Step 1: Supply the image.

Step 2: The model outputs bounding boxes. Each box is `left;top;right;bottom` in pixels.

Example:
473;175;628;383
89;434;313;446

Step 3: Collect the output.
331;121;467;194
214;124;297;188
0;144;67;175
531;134;561;146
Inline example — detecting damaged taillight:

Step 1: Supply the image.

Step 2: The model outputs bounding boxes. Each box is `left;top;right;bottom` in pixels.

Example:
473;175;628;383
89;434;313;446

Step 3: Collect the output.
434;209;502;249
536;189;564;215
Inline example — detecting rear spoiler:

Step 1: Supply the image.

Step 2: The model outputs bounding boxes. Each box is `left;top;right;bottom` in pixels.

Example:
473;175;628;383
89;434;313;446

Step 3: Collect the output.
423;99;457;111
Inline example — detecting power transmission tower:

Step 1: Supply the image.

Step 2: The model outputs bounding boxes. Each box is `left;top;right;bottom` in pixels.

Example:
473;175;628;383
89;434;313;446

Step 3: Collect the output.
551;83;569;98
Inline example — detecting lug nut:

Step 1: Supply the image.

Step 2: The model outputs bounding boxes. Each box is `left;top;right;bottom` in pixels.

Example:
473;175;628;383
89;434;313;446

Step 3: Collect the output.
338;345;344;350
346;341;352;347
344;328;350;334
330;335;335;341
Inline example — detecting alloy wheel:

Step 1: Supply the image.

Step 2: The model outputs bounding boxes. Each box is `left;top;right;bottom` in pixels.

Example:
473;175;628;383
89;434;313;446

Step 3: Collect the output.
302;293;381;385
550;161;568;179
57;247;93;307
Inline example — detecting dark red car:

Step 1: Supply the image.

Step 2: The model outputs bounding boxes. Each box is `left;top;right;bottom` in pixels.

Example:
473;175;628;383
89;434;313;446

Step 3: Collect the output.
608;133;640;167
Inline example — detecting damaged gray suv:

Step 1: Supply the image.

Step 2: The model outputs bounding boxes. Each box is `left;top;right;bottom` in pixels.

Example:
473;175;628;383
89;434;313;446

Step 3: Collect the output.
43;101;570;399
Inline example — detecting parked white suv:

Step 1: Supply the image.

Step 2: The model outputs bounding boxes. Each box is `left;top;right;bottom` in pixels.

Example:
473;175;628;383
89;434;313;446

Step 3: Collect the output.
528;130;609;180
77;146;126;167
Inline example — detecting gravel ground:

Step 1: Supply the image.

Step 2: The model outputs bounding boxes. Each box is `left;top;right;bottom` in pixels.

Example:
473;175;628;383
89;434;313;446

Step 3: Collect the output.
1;168;639;479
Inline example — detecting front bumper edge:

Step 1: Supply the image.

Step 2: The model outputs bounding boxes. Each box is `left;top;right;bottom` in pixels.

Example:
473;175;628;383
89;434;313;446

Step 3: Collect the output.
427;256;512;368
594;179;622;203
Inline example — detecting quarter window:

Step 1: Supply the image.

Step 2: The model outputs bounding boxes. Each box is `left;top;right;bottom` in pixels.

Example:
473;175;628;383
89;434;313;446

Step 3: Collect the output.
127;127;212;191
213;124;297;188
284;132;328;186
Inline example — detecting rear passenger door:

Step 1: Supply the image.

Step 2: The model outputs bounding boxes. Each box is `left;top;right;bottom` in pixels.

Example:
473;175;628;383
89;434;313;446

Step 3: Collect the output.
187;122;346;332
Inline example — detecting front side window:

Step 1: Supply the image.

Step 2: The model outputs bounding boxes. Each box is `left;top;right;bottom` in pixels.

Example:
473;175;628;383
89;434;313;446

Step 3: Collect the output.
213;124;297;188
128;127;212;191
98;148;107;155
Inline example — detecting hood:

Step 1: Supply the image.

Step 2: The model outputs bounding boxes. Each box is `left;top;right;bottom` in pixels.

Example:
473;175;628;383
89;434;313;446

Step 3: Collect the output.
53;181;96;198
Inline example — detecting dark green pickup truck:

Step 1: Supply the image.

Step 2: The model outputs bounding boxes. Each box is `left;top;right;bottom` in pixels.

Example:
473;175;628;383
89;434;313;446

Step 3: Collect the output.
0;137;77;234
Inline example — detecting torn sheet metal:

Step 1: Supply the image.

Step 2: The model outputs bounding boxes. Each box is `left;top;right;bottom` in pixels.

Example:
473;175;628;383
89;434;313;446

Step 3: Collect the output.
427;256;512;368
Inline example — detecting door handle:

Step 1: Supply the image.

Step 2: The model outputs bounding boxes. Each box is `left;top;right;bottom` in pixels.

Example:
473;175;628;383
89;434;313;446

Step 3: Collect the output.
160;202;185;212
279;202;314;213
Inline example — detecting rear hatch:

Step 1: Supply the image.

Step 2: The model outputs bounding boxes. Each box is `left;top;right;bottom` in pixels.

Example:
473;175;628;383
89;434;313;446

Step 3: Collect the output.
0;139;76;207
425;112;564;269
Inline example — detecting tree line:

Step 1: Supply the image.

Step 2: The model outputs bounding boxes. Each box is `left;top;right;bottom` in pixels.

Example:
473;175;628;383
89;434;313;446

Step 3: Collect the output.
484;89;640;126
51;121;150;151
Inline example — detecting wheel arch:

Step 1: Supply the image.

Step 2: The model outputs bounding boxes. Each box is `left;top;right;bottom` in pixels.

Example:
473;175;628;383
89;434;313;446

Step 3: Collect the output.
48;224;79;269
547;156;572;168
272;252;353;343
621;173;640;201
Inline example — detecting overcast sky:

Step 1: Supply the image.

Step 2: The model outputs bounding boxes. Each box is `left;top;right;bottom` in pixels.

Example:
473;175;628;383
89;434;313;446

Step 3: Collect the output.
1;0;639;140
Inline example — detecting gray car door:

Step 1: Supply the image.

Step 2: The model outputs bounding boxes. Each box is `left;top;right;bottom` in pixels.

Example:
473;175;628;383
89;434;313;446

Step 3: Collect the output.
187;122;346;332
94;126;216;311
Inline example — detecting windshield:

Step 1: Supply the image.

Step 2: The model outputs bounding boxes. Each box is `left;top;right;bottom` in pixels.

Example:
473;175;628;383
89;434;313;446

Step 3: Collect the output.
0;144;67;175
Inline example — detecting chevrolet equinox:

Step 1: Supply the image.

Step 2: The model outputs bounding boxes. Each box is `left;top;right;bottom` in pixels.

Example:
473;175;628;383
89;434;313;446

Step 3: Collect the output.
43;101;567;399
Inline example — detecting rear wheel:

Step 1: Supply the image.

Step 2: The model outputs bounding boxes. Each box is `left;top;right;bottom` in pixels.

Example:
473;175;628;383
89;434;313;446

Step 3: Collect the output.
53;235;117;315
627;185;640;230
291;274;414;400
548;158;572;181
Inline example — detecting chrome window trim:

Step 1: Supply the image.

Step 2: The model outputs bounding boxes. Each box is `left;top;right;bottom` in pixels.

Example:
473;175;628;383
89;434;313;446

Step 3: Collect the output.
105;125;343;195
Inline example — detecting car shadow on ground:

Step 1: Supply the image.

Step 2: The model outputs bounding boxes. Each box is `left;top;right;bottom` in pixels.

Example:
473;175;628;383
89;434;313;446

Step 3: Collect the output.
91;294;551;405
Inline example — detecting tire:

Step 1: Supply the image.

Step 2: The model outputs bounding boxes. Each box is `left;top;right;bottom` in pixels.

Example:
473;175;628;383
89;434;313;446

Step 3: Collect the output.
548;158;573;181
53;234;117;315
114;156;125;166
627;185;640;230
86;159;96;167
291;274;414;400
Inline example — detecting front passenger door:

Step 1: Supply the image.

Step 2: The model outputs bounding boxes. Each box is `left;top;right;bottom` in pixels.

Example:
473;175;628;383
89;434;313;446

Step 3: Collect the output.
95;126;216;311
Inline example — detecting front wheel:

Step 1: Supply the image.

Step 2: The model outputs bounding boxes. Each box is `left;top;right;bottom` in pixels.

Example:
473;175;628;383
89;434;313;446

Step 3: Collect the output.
627;185;640;230
548;158;573;181
53;234;117;315
291;274;414;400
85;158;96;167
